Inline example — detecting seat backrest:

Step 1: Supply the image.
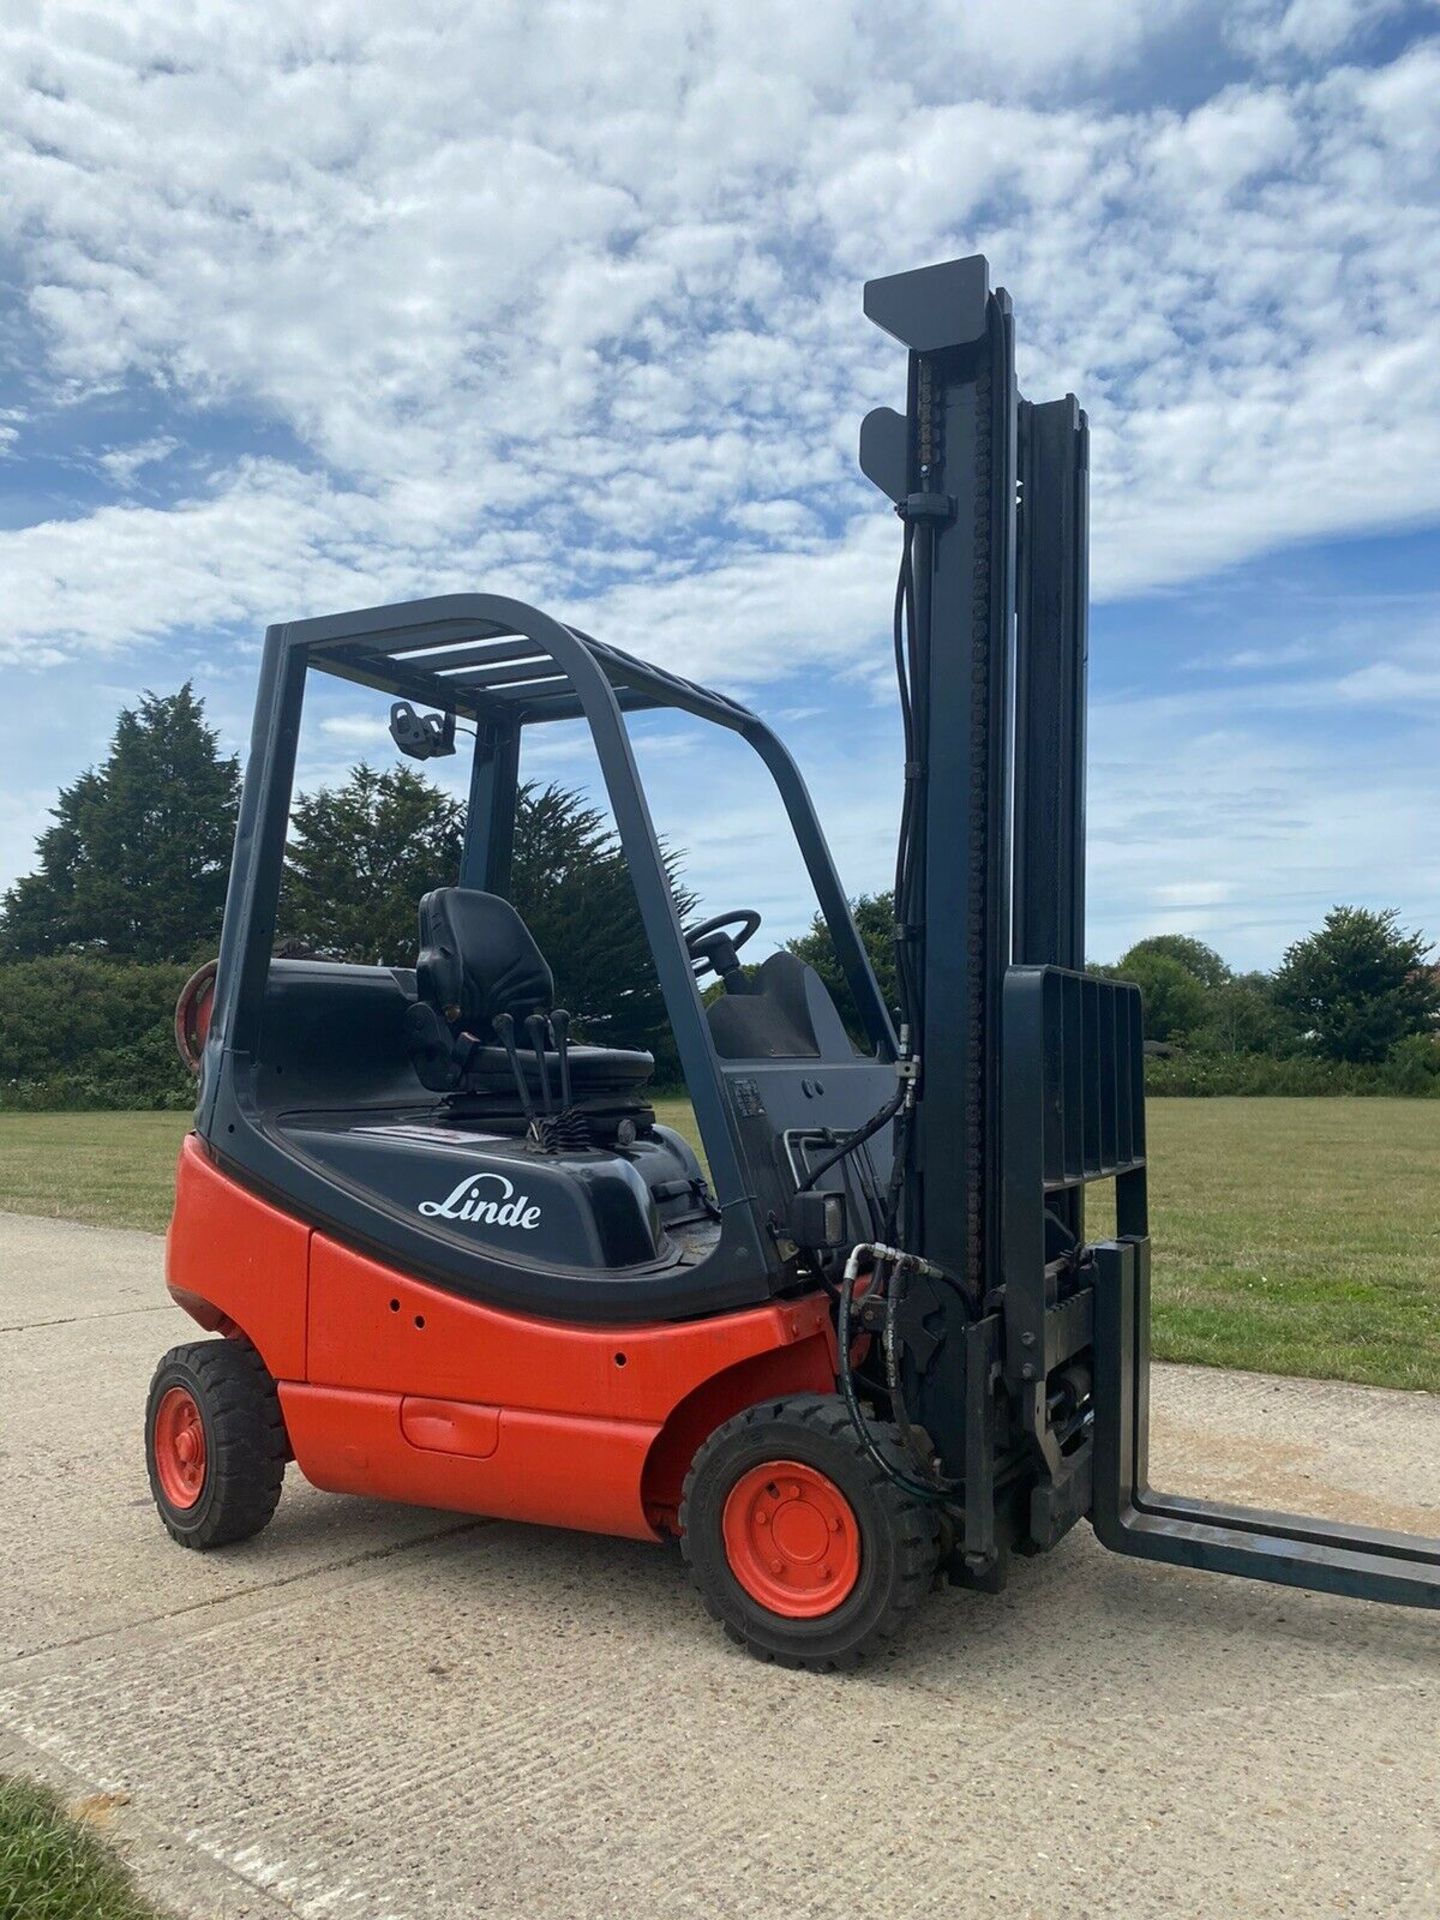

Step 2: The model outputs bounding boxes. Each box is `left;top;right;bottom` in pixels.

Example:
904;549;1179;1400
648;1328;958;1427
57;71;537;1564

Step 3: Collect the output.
416;888;553;1030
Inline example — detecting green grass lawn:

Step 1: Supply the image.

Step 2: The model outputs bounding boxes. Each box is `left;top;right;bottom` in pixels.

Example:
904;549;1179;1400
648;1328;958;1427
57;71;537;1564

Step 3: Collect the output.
1096;1099;1440;1391
0;1775;167;1920
0;1111;191;1236
1;1098;1435;1391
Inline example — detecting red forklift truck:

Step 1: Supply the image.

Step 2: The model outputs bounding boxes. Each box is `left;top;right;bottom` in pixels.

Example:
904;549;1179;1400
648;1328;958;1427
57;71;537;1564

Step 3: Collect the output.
148;256;1440;1668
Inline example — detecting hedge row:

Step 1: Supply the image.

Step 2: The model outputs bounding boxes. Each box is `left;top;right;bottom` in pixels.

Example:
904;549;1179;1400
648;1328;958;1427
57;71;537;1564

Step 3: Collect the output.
3;956;1438;1111
1145;1035;1440;1098
0;957;197;1111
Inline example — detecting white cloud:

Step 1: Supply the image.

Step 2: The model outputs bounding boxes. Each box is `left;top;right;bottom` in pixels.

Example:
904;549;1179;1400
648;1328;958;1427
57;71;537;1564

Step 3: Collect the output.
1331;660;1440;702
0;464;388;663
96;434;178;488
317;712;393;745
0;4;1436;678
1228;0;1423;63
1;2;1439;960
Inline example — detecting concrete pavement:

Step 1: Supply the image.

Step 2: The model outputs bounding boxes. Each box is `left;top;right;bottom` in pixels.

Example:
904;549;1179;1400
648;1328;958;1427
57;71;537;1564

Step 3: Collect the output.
2;1207;1437;1918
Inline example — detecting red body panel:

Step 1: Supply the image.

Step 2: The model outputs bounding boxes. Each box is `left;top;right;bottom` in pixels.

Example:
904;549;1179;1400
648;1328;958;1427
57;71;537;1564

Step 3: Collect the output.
305;1232;828;1419
167;1135;311;1379
279;1384;661;1538
166;1143;838;1542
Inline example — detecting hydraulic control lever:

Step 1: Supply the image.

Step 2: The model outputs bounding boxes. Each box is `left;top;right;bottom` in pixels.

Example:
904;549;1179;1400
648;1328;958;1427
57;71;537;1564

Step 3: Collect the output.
491;1013;537;1127
524;1012;556;1116
550;1009;574;1108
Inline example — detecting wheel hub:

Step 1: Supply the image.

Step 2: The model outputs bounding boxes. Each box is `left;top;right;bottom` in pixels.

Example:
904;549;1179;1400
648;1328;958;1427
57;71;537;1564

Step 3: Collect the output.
153;1385;207;1510
721;1459;861;1618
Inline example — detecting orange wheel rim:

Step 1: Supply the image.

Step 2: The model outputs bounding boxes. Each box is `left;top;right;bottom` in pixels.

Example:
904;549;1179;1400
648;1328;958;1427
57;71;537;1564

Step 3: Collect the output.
721;1459;861;1618
153;1386;207;1510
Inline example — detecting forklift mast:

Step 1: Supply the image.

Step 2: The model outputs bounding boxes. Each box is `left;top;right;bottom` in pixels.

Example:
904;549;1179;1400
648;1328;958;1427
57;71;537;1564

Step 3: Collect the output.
861;256;1440;1606
861;257;1090;1289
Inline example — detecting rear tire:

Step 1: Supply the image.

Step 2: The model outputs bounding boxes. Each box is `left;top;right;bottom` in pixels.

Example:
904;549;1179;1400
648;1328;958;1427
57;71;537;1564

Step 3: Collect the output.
679;1394;939;1670
145;1339;287;1549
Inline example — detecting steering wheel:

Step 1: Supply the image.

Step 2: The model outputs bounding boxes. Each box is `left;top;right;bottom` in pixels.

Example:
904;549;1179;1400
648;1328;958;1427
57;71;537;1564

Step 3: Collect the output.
685;909;762;985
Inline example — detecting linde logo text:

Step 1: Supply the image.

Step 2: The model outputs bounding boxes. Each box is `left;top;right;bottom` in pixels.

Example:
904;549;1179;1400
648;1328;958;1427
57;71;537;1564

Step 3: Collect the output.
418;1172;542;1230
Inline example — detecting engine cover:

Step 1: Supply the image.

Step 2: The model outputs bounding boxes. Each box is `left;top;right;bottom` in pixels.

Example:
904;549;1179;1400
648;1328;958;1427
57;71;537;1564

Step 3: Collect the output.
278;1114;709;1271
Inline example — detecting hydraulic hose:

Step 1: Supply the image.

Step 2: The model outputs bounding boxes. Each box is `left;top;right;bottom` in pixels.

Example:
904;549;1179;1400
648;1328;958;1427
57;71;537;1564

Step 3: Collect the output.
794;1087;903;1195
836;1255;947;1504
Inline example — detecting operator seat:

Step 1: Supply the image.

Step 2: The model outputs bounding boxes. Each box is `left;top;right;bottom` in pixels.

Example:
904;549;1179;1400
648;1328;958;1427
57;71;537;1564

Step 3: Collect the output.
405;887;654;1105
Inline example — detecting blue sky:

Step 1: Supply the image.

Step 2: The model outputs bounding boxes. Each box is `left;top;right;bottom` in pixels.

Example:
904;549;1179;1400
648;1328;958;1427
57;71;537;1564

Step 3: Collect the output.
1;0;1438;972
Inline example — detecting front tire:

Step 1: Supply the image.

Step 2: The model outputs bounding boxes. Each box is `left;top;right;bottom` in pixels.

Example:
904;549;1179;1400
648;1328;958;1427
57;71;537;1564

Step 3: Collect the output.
679;1394;939;1670
145;1340;287;1549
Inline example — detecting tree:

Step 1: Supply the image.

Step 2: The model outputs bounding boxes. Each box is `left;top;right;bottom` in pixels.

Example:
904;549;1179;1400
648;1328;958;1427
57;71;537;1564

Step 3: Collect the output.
0;685;240;962
1110;949;1210;1045
279;771;695;1078
1117;934;1230;991
280;765;465;965
787;890;897;1041
510;781;696;1077
1273;906;1439;1064
1194;970;1290;1058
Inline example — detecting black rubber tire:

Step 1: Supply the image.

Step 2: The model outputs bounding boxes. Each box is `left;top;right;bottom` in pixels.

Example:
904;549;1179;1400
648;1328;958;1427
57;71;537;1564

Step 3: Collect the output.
145;1339;287;1549
679;1394;940;1670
